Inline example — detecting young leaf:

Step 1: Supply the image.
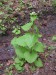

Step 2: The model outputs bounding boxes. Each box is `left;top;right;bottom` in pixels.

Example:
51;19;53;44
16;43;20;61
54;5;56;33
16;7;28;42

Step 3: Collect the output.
15;57;24;66
15;64;23;70
16;33;37;48
30;16;37;22
21;22;33;31
15;57;20;63
34;58;43;67
16;36;26;47
12;28;20;35
33;42;44;52
12;28;17;33
30;12;37;16
30;12;37;22
15;30;20;34
11;37;18;47
15;46;28;58
24;33;37;48
24;51;38;63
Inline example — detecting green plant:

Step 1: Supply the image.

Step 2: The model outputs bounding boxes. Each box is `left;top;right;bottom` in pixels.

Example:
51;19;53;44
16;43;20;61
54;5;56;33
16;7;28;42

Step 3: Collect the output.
52;35;56;41
48;46;56;50
11;12;44;71
0;24;6;34
12;26;21;35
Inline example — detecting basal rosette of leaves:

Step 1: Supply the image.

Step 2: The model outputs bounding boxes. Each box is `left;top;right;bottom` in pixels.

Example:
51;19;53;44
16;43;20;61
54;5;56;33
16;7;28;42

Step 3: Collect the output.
11;12;44;71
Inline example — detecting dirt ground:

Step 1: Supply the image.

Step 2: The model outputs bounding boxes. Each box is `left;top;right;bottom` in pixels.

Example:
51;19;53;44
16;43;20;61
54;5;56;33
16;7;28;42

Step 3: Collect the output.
0;14;56;75
0;0;56;75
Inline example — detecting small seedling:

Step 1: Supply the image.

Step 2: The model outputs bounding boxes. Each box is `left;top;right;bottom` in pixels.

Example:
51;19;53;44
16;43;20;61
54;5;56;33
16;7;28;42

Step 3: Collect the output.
12;27;21;35
0;24;6;34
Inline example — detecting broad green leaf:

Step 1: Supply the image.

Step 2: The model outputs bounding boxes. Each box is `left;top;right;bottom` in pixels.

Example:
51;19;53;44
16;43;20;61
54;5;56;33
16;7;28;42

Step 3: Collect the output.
11;37;18;47
34;58;43;67
21;22;33;31
15;64;23;70
24;51;38;63
15;58;20;63
15;46;27;58
15;58;24;66
24;33;37;48
33;42;44;52
16;36;26;47
16;33;37;48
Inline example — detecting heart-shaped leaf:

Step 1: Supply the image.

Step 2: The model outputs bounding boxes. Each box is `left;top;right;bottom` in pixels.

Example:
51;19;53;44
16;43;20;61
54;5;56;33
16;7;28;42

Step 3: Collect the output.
11;37;18;47
24;51;38;63
15;30;21;34
34;58;43;67
33;42;44;52
15;46;28;58
24;33;37;48
16;36;26;47
15;57;24;66
15;64;23;70
12;33;37;48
